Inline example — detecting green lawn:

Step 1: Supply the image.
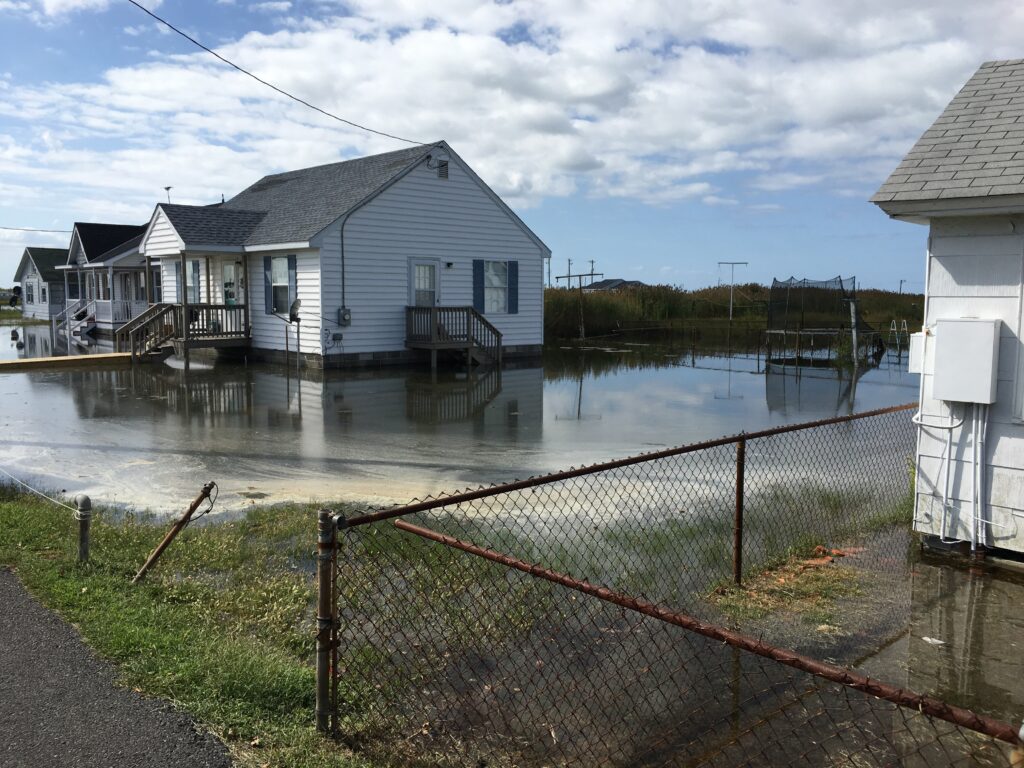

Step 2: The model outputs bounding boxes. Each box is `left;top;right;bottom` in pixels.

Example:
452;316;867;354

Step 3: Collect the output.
0;486;372;768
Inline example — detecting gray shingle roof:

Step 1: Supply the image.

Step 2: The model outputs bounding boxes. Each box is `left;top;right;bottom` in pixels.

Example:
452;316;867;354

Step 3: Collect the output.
159;205;266;248
226;143;434;245
873;60;1024;204
23;248;69;281
75;223;148;262
157;144;436;248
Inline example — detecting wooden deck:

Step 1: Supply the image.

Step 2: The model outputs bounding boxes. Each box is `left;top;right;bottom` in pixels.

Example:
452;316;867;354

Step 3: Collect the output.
405;306;502;369
0;352;133;373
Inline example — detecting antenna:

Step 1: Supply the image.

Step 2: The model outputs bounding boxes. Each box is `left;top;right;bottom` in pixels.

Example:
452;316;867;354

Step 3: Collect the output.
164;186;172;204
717;261;748;321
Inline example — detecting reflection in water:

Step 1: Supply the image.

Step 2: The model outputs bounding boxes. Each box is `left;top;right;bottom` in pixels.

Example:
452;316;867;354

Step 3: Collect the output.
0;339;916;511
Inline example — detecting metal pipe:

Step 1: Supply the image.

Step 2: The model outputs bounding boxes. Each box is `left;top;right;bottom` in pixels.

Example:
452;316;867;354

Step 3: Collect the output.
315;509;336;733
75;494;92;563
393;518;1022;746
131;482;214;583
733;438;745;585
346;403;918;528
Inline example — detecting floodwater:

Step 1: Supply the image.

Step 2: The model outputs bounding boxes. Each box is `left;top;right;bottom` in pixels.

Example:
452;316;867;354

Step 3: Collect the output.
0;324;917;512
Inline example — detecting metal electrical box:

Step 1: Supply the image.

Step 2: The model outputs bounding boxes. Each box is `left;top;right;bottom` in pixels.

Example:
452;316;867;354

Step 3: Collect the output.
932;319;1000;404
338;307;352;327
907;332;927;374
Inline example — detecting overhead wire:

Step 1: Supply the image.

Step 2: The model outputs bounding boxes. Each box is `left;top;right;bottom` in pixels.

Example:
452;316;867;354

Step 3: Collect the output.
0;226;73;233
124;0;425;146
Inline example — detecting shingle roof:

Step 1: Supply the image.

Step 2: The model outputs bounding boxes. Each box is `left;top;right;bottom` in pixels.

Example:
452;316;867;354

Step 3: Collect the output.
159;205;266;248
220;143;434;245
584;278;647;290
872;60;1024;204
23;247;68;281
92;233;145;264
75;222;148;262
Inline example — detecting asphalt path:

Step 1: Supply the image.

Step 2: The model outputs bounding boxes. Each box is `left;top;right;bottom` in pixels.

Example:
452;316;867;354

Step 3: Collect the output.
0;568;231;768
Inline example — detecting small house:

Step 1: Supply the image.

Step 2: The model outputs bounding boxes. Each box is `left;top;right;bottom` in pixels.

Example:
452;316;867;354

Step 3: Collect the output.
132;141;550;368
583;279;647;292
872;59;1024;555
53;222;150;346
13;247;68;320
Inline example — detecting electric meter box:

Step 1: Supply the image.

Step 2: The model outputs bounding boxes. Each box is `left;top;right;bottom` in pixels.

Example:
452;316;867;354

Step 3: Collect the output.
907;332;927;374
932;319;1001;404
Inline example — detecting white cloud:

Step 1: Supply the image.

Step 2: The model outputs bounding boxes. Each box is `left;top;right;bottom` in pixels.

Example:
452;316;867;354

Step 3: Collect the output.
251;1;290;12
1;0;1021;276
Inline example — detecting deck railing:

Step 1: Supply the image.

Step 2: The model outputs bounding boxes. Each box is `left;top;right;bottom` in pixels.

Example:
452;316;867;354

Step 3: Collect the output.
122;303;250;359
185;304;248;338
405;306;503;364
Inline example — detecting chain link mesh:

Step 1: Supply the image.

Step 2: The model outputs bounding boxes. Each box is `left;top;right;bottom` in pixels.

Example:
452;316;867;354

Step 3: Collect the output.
328;406;1021;766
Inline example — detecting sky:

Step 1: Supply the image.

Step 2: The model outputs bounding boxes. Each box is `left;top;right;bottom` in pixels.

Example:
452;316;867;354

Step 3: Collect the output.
1;1;1023;290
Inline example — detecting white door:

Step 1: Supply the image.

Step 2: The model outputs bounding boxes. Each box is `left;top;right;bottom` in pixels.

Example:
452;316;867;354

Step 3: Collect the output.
411;260;439;307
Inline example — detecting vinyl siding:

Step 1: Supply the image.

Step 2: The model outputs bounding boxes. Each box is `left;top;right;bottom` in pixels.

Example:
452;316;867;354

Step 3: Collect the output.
914;215;1024;552
318;157;545;356
142;209;184;257
246;250;322;355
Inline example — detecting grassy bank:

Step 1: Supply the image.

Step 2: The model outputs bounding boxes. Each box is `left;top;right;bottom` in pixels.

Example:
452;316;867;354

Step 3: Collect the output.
0;309;49;326
544;284;923;339
0;486;369;768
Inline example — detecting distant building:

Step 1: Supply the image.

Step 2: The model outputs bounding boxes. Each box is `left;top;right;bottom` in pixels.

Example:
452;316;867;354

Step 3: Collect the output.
872;59;1024;556
13;247;68;320
583;278;647;292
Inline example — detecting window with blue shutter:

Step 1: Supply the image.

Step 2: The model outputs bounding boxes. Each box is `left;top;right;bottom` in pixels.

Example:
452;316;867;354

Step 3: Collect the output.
508;261;518;314
474;259;518;314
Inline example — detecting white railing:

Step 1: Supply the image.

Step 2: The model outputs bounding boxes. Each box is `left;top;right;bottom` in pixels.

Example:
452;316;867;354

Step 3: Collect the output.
52;298;84;339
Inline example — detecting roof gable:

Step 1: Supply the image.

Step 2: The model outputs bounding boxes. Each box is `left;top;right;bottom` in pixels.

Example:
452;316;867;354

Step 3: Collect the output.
74;222;148;262
158;204;266;249
14;247;67;283
873;60;1024;209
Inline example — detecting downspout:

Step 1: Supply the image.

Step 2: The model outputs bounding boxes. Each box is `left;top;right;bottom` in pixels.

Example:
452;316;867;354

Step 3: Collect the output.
340;214;349;311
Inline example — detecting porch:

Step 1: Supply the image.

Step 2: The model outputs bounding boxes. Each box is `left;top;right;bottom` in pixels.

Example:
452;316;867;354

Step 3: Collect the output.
405;306;503;370
117;302;250;360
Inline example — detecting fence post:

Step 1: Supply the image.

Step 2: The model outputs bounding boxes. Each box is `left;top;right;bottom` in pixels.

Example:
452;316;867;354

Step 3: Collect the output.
75;494;92;563
733;439;745;586
315;509;337;734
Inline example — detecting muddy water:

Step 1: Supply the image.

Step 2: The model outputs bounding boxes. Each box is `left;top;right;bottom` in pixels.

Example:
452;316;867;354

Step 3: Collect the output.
0;336;917;512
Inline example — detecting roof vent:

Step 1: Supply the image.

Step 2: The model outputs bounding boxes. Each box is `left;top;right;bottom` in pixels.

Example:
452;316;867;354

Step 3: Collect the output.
437;160;449;180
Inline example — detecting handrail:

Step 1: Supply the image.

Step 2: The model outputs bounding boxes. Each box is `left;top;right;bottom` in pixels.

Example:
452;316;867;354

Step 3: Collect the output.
116;302;171;351
51;298;84;338
126;303;178;360
405;306;503;365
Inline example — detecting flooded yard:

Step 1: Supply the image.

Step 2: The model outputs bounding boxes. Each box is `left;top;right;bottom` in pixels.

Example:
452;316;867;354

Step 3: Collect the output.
0;328;916;512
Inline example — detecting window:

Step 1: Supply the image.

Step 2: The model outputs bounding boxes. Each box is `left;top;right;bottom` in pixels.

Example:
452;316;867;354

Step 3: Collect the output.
26;283;34;304
472;259;519;315
68;276;80;300
186;260;200;303
271;256;290;314
41;285;47;304
152;270;162;303
484;261;508;313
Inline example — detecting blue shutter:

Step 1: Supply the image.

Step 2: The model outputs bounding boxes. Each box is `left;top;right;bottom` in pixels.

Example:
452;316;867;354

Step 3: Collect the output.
287;255;297;310
263;256;272;314
507;261;518;315
174;262;181;302
472;260;484;312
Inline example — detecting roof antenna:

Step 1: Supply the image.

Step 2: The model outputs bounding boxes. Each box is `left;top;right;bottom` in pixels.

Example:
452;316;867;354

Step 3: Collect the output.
221;194;225;203
164;186;172;204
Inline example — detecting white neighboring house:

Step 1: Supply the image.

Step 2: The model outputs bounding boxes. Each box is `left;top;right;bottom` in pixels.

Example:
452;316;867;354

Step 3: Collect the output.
132;141;550;367
873;59;1024;556
13;247;67;320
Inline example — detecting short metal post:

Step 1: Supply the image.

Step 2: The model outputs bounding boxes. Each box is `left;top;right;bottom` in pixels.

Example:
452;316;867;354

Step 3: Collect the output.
733;439;745;586
315;509;337;734
75;494;92;563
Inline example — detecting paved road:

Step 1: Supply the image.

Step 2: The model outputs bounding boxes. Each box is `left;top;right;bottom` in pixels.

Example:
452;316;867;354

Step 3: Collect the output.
0;568;231;768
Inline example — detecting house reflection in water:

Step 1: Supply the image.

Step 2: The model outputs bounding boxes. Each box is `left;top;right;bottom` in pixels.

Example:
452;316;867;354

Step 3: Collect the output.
61;361;543;445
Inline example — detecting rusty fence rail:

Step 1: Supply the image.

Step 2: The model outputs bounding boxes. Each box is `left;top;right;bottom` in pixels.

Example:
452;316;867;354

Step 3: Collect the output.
318;403;1024;766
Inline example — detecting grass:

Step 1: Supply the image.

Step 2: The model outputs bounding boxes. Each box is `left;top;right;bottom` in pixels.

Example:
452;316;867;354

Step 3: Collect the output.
707;553;864;627
0;486;375;768
0;309;49;326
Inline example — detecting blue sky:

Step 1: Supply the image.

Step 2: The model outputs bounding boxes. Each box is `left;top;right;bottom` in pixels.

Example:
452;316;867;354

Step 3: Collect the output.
1;0;1022;290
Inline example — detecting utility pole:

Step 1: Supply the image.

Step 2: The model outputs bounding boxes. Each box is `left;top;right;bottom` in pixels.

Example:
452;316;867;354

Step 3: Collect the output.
556;259;604;339
717;261;748;320
898;279;906;295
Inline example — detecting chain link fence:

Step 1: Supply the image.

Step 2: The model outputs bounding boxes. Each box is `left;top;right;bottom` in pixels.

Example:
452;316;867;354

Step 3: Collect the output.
317;404;1023;766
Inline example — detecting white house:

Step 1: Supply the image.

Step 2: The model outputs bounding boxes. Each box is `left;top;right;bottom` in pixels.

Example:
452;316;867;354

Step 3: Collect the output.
52;222;150;346
873;59;1024;556
132;141;550;368
13;247;67;320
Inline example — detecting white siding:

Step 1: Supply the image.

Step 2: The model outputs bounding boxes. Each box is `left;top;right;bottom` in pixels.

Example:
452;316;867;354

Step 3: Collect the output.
320;158;545;356
245;250;322;355
915;215;1024;552
141;209;184;257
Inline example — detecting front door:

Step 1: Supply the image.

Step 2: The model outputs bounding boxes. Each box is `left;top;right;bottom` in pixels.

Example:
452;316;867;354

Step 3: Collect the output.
411;259;439;307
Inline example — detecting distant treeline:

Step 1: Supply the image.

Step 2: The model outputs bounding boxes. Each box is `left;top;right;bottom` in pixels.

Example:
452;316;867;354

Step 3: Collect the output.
544;283;923;339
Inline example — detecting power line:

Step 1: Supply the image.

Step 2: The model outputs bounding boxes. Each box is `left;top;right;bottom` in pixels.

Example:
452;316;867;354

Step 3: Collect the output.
0;225;72;233
125;0;424;146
